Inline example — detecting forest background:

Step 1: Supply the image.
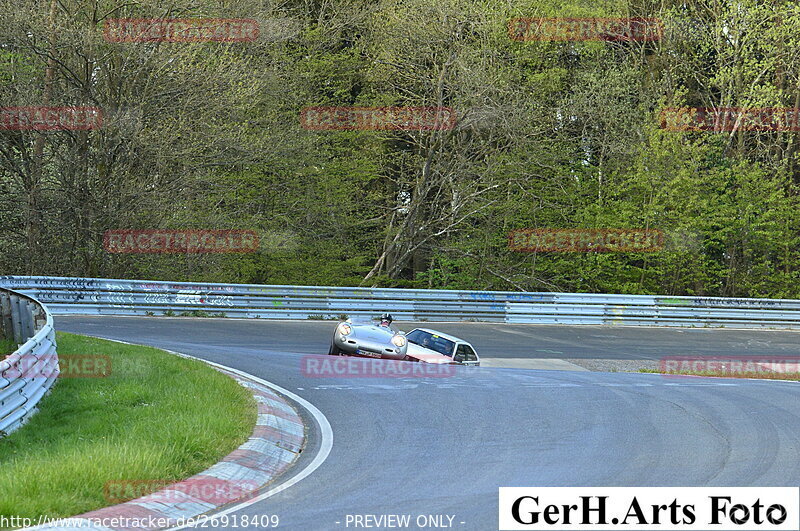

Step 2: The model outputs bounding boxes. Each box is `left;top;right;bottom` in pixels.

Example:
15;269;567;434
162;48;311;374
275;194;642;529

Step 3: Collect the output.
2;0;799;298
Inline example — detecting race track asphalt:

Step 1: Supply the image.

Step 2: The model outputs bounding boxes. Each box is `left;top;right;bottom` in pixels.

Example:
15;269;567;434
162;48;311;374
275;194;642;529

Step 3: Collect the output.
55;317;800;530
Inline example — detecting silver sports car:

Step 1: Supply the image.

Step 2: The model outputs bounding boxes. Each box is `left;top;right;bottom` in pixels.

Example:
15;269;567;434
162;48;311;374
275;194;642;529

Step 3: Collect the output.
329;319;409;360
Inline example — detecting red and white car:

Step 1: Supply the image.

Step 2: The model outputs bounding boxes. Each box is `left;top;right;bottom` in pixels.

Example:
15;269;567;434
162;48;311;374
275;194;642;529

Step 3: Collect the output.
404;328;480;366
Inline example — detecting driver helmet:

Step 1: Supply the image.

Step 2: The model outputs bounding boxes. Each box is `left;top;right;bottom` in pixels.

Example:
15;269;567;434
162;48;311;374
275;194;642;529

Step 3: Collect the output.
379;313;393;326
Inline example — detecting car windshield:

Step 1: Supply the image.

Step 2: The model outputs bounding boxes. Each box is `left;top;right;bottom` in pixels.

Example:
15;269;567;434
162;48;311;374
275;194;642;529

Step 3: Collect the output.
406;330;455;357
348;318;374;325
345;317;386;326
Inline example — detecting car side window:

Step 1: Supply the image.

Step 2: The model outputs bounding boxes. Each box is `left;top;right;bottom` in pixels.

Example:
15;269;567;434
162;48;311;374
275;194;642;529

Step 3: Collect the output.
455;344;467;361
456;344;477;362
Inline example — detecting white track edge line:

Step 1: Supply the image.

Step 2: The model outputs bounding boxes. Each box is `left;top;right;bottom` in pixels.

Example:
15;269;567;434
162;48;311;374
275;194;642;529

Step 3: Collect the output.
63;336;333;530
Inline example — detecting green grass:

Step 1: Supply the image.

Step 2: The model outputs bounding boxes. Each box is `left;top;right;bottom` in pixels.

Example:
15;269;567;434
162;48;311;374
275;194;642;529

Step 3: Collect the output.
0;332;257;523
0;337;16;356
640;369;800;381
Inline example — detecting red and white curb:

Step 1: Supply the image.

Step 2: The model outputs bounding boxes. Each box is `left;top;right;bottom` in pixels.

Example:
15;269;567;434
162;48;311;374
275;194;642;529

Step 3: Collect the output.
26;343;333;531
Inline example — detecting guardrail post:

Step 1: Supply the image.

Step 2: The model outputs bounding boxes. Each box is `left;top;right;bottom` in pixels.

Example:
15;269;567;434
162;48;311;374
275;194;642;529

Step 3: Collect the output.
0;291;10;340
9;295;22;344
21;301;35;341
31;304;47;331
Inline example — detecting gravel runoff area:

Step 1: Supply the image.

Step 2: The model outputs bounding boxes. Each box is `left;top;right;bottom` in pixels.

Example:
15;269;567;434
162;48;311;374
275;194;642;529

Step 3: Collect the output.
565;358;662;373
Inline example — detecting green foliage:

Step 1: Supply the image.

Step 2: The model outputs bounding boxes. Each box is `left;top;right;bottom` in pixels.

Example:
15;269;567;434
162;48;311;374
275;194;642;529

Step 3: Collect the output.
0;338;16;356
2;0;800;297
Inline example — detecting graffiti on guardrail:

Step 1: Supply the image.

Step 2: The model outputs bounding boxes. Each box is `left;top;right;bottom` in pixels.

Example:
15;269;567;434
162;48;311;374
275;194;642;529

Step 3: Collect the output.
140;292;234;306
138;283;236;292
691;298;779;307
27;293;101;302
174;290;234;306
30;292;137;304
465;292;552;302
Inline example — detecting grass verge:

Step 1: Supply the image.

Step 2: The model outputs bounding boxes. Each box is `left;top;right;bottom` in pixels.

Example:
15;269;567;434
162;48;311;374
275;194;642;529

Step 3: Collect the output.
639;369;800;381
0;332;257;524
0;337;16;356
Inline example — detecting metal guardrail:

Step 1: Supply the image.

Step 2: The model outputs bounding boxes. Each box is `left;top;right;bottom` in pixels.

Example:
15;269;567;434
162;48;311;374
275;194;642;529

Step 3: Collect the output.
2;275;800;328
0;287;58;438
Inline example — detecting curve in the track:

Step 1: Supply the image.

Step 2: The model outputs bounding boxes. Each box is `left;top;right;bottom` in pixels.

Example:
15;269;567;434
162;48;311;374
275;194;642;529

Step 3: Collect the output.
55;317;800;531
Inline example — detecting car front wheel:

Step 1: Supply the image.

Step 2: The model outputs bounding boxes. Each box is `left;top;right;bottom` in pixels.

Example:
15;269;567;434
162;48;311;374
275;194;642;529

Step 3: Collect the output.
328;343;344;355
